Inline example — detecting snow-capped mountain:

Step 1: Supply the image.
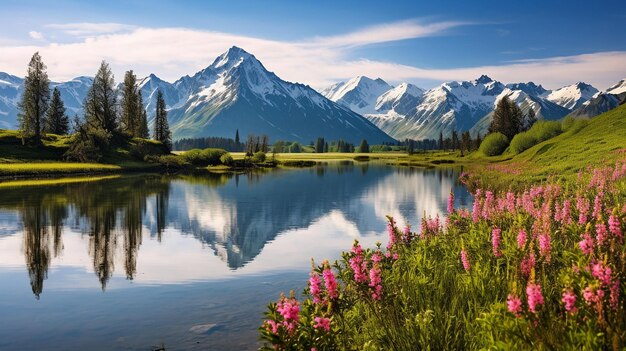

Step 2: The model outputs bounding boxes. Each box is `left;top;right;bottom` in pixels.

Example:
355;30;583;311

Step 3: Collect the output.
606;79;626;95
322;74;605;140
375;83;424;115
321;76;392;115
546;82;599;110
164;47;394;143
0;73;91;128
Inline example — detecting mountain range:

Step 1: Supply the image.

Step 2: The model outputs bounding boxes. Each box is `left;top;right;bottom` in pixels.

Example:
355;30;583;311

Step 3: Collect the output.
322;74;624;140
0;47;624;142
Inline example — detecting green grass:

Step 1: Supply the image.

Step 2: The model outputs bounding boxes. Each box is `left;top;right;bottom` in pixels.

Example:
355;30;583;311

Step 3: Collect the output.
465;104;626;190
0;162;121;176
0;175;120;188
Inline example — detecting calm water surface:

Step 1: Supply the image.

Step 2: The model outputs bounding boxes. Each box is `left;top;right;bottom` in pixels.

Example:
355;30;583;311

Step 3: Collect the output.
0;163;471;350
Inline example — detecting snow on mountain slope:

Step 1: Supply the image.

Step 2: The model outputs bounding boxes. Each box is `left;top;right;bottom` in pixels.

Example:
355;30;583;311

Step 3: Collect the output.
606;79;626;95
321;76;392;115
0;73;22;128
546;82;598;110
374;83;424;114
166;47;395;144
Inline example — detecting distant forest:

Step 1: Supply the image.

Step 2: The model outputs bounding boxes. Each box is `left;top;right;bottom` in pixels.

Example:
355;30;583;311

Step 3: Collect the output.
173;136;243;151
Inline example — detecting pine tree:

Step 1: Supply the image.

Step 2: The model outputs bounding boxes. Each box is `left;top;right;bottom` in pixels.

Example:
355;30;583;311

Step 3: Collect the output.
84;61;118;133
451;130;459;151
438;132;444;150
43;87;69;135
489;96;522;140
235;129;240;146
153;90;171;150
120;70;142;136
523;108;537;131
359;139;369;153
136;91;149;138
18;52;50;143
315;137;325;153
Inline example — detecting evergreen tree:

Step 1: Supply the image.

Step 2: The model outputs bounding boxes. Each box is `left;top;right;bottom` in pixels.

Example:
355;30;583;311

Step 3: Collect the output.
451;130;459;151
235;129;240;146
153;90;171;150
489;96;522;140
324;142;328;153
43;87;69;135
523;108;537;131
461;131;471;155
136;91;149;138
120;70;142;136
406;139;415;155
84;61;118;133
475;133;482;151
315;137;325;153
438;132;444;150
359;139;370;153
260;135;269;153
18;52;50;143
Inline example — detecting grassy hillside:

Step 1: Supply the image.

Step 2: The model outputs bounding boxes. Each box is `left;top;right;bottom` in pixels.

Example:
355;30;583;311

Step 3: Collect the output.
0;129;165;176
466;103;626;189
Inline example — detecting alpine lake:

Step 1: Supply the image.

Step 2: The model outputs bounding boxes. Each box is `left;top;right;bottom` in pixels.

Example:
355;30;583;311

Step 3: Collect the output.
0;161;471;350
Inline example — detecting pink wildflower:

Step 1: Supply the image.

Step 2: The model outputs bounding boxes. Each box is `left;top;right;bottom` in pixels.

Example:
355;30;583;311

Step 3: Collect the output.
472;189;482;223
482;191;494;219
608;214;623;240
576;196;590;224
592;193;603;220
562;290;577;313
447;190;455;214
507;294;522;317
610;279;620;310
596;223;608;246
520;253;536;278
369;265;382;300
322;268;338;300
309;272;323;304
313;317;331;332
265;319;279;334
539;233;551;260
517;229;527;249
591;262;612;286
561;200;572;225
460;250;470;272
492;227;502;257
578;232;594;255
526;282;545;314
583;286;605;305
386;220;397;250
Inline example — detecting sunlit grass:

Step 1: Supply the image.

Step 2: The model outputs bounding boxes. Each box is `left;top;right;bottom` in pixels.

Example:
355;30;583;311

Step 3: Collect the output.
0;162;121;175
0;175;120;188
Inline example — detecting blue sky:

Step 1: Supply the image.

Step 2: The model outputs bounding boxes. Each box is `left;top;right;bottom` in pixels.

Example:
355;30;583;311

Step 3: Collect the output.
0;0;624;89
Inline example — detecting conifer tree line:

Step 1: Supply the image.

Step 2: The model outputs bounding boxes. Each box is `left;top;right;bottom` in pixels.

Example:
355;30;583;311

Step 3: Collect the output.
16;52;172;151
488;96;536;140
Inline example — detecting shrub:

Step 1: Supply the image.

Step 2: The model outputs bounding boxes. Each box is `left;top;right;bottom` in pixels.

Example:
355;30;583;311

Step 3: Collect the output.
479;132;509;156
252;151;266;163
288;142;302;153
64;128;111;162
220;153;234;166
181;148;227;166
509;132;538;154
129;138;169;160
530;120;562;141
145;154;190;171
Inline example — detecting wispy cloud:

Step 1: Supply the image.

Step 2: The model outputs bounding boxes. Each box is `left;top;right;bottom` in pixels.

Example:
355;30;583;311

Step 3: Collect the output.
0;21;624;91
45;22;137;36
28;31;44;40
311;19;467;47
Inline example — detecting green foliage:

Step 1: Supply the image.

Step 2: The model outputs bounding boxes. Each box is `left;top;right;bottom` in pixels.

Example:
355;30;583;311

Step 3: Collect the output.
358;139;369;153
153;90;172;150
220;153;234;166
144;154;190;171
370;145;392;152
64;127;112;162
479;132;509;156
252;151;267;163
181;148;228;166
509;120;564;154
43;87;69;135
128;138;169;160
18;52;50;141
489;96;523;140
288;142;302;153
84;61;118;133
120;70;147;138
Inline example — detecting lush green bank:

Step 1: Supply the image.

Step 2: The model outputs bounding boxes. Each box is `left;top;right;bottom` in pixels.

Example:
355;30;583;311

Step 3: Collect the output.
259;104;626;350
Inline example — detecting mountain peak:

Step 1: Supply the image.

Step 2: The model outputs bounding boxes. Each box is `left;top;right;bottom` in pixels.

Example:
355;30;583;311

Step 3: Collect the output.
476;75;493;84
211;46;257;70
